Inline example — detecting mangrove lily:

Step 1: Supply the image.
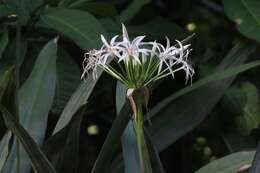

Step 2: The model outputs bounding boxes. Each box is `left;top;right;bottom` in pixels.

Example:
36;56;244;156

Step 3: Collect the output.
81;24;194;173
81;24;194;88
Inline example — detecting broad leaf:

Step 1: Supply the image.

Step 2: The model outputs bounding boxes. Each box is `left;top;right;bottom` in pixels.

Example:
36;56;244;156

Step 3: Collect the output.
196;151;255;173
40;8;105;49
239;82;260;133
69;1;118;17
223;0;260;43
0;105;57;173
4;38;58;173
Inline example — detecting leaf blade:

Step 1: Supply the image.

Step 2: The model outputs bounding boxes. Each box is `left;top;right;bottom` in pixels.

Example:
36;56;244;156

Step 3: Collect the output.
40;8;106;49
0;105;57;173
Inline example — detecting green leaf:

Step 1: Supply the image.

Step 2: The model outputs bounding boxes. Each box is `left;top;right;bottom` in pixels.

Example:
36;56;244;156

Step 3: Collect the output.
4;38;58;173
56;107;84;173
0;67;14;101
120;0;150;22
222;86;246;114
147;42;258;151
196;151;255;173
69;1;118;17
235;82;260;135
0;131;12;171
0;30;9;59
111;42;259;173
91;104;131;173
40;8;106;49
223;0;260;43
116;83;139;173
144;128;165;173
52;49;81;114
52;58;112;135
58;0;76;6
250;142;260;173
222;82;260;135
0;105;57;173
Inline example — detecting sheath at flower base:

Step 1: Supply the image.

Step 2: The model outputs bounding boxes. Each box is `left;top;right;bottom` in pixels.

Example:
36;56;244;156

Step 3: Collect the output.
81;24;194;173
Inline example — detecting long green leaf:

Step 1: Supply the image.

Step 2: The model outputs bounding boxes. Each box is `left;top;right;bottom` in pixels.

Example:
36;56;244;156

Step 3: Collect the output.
196;151;255;173
223;0;260;43
250;142;260;173
69;1;118;17
0;131;12;171
0;67;14;101
147;42;258;151
144;128;165;173
40;8;105;49
110;41;258;173
0;30;9;59
91;104;131;173
116;83;139;173
120;0;150;22
52;49;81;114
56;107;84;173
52;57;112;135
4;38;58;173
0;105;57;173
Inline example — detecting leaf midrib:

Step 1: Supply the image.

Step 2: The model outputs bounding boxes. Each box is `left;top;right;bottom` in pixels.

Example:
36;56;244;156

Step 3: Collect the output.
22;46;55;133
41;14;92;45
241;0;260;26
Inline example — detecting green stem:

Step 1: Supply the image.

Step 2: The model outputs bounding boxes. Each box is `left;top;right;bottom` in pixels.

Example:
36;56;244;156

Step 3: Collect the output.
15;22;21;173
133;93;152;173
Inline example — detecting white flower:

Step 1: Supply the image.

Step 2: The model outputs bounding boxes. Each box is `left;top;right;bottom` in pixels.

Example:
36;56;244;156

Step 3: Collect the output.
116;24;151;65
82;24;194;88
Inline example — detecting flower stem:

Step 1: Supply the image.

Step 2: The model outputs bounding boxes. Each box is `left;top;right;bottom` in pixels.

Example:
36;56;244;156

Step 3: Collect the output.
132;92;152;173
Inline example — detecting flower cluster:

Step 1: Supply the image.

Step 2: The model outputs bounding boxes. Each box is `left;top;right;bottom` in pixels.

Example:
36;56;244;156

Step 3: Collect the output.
81;24;194;88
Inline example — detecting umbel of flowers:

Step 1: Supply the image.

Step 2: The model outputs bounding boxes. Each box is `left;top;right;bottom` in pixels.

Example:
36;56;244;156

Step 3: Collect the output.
81;24;194;173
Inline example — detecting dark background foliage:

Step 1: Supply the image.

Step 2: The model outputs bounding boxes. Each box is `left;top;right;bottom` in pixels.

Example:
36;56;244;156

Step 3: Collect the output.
0;0;260;173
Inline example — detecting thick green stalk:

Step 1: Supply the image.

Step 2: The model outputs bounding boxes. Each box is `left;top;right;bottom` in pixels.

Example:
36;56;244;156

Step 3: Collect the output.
133;93;152;173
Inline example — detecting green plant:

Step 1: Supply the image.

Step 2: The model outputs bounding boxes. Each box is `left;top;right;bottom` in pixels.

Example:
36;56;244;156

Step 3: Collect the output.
0;0;260;173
